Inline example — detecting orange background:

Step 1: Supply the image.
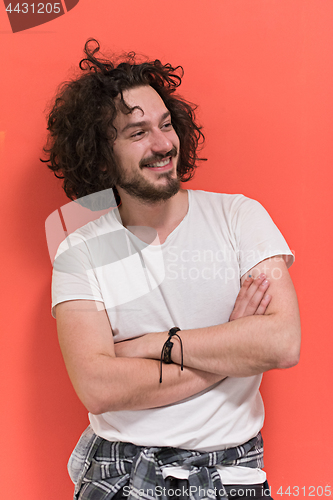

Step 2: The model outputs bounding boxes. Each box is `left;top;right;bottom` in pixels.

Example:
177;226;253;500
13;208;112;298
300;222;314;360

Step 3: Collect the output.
0;0;332;497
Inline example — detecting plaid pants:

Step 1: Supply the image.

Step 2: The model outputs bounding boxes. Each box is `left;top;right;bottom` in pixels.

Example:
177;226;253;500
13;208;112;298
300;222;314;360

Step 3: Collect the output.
69;426;268;500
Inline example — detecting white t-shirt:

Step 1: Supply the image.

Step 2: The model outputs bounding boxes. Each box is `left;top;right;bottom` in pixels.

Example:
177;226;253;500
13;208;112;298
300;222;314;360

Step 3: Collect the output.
52;190;294;484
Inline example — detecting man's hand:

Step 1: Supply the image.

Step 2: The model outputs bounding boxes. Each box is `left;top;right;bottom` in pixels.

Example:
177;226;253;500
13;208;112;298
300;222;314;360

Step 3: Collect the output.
229;274;271;321
167;257;300;376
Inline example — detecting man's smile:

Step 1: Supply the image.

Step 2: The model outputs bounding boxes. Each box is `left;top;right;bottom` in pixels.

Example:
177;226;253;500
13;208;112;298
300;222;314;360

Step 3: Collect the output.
142;157;173;171
139;145;178;172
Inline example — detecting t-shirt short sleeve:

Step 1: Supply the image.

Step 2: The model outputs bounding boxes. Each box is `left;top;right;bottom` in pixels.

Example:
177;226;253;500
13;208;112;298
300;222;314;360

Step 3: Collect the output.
51;231;104;318
231;195;294;277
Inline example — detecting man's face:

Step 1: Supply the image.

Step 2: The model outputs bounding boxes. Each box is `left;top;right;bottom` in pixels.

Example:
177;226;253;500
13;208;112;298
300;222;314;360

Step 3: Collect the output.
112;85;181;203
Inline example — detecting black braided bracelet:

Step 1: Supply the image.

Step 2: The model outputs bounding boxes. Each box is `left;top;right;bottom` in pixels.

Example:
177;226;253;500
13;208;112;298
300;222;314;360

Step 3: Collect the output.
159;327;183;383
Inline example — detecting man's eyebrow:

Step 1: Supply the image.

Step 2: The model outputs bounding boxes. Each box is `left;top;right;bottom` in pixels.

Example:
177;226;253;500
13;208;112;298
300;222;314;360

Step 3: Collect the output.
120;111;171;134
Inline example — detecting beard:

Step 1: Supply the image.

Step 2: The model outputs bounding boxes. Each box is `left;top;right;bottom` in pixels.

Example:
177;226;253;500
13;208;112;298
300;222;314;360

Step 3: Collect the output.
116;147;180;203
117;171;180;203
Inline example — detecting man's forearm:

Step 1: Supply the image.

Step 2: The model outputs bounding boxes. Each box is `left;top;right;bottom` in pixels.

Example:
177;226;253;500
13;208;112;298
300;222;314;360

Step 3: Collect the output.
56;299;225;416
120;313;299;379
73;354;224;415
167;313;300;376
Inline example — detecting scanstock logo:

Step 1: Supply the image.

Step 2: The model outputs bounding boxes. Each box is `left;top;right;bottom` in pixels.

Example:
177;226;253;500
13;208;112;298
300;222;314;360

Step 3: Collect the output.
3;0;80;33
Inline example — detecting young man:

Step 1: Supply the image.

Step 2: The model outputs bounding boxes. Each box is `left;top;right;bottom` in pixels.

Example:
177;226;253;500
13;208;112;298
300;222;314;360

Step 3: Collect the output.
45;39;300;500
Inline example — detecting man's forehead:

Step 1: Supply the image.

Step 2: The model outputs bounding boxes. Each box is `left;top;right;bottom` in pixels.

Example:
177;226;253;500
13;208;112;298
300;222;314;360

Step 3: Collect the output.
120;85;164;108
117;85;167;115
114;85;169;129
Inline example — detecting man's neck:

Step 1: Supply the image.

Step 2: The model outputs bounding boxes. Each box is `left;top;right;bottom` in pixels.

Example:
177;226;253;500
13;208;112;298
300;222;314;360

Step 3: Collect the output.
117;189;189;244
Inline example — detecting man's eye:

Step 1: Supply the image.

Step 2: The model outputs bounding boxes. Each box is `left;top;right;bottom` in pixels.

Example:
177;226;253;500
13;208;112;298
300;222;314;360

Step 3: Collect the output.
131;131;144;138
162;122;172;129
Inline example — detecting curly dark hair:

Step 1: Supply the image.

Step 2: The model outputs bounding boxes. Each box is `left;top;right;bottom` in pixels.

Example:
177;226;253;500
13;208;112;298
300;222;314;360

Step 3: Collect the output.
42;39;205;207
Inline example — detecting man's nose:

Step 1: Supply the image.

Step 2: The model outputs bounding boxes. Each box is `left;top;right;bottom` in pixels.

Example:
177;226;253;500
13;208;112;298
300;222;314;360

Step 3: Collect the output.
150;128;173;154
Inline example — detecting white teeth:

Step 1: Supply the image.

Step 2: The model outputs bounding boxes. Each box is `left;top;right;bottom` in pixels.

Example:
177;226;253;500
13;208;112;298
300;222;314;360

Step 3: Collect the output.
146;158;170;168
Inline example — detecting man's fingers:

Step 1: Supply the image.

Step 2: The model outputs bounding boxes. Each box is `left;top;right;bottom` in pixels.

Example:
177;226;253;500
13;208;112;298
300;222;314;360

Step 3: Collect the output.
235;275;254;299
229;276;254;320
229;274;271;321
254;293;272;315
246;277;270;315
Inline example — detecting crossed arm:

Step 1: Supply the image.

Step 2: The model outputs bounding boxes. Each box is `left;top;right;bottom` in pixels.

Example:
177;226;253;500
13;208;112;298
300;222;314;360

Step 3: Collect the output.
56;256;300;414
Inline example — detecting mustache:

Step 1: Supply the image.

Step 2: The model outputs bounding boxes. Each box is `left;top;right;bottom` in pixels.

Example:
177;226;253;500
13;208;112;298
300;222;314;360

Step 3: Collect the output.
139;146;178;168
